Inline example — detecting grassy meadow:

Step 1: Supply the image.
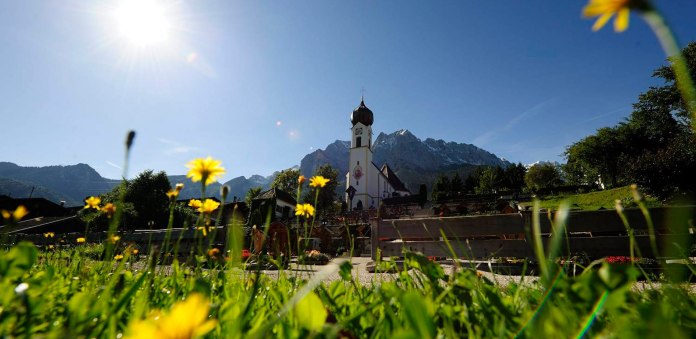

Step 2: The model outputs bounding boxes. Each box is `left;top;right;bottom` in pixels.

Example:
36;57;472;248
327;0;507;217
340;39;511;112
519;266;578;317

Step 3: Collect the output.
521;186;662;211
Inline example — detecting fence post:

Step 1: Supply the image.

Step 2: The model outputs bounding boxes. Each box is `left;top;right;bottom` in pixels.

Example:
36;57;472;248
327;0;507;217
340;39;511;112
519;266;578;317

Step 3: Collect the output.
371;217;379;260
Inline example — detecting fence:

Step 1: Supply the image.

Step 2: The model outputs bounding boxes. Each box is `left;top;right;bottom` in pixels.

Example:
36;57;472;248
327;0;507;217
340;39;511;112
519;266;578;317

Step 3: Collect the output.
371;206;696;260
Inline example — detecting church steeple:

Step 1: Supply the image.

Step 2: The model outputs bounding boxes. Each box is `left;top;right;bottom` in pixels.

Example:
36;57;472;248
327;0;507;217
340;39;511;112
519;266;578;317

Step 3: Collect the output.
351;98;374;126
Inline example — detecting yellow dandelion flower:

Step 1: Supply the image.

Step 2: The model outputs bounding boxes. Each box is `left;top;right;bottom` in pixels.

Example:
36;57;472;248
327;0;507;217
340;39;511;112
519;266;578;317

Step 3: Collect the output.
101;203;116;218
295;203;315;218
188;199;203;209
298;175;306;184
582;0;645;32
198;199;220;214
77;237;86;244
309;176;330;188
186;157;225;186
124;293;217;339
166;183;185;199
114;254;124;260
84;196;101;210
111;235;121;243
1;205;29;221
132;249;139;255
44;232;55;238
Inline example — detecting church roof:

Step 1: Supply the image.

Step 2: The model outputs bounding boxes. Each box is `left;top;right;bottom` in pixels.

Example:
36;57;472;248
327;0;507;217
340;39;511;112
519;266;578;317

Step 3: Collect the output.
351;99;374;126
380;164;410;193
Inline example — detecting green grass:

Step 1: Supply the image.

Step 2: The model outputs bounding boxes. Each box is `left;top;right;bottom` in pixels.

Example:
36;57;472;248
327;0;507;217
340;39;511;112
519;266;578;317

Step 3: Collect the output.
522;186;662;211
0;241;695;338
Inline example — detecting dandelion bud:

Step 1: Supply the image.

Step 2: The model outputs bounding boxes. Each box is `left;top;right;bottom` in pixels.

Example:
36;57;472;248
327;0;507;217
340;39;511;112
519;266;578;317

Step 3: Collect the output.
221;185;230;199
14;282;28;296
175;183;184;192
630;184;642;202
125;130;136;150
614;199;624;213
298;175;306;184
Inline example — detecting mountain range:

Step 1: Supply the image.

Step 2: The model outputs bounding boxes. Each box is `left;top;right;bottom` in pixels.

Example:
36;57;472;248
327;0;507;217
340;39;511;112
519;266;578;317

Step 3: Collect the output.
0;130;509;206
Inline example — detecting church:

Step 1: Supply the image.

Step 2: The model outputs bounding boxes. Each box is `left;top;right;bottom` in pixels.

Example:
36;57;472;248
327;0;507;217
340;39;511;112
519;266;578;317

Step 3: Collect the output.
345;99;411;210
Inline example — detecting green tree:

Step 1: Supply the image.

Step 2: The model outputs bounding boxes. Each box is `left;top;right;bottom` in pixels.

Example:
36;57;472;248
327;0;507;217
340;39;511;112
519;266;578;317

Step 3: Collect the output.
79;170;172;231
271;168;301;194
627;133;696;199
525;163;562;192
503;163;527;191
431;174;450;203
245;187;263;207
463;173;477;194
476;167;498;194
564;126;628;188
418;184;428;208
450;173;463;197
124;170;171;228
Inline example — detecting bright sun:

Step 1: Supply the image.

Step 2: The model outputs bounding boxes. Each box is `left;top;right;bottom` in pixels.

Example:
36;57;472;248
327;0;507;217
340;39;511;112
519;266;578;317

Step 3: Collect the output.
114;0;171;47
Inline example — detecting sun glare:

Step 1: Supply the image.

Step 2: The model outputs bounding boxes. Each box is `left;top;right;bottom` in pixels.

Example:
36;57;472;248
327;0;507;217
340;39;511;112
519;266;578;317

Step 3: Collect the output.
114;0;171;47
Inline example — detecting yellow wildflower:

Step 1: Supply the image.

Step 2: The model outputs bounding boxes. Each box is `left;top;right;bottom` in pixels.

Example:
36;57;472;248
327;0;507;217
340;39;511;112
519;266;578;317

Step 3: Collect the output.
188;199;203;209
1;205;29;221
309;176;330;188
114;254;124;260
132;249;139;255
101;203;116;218
298;175;306;184
124;293;217;339
77;237;86;244
84;196;101;210
111;235;121;243
197;226;208;237
295;203;315;218
44;232;55;238
166;183;185;199
48;245;55;249
197;199;220;214
186;157;225;186
582;0;644;32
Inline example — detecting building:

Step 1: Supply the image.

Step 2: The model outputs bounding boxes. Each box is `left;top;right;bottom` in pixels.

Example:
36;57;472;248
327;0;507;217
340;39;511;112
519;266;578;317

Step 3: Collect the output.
249;187;296;223
345;99;410;210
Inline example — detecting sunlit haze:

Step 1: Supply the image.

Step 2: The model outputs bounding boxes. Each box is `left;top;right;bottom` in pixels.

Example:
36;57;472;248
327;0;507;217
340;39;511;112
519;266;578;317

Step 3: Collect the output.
114;0;171;47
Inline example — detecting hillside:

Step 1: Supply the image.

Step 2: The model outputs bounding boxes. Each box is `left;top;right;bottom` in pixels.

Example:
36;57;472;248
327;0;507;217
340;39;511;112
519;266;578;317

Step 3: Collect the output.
520;186;661;211
0;162;119;206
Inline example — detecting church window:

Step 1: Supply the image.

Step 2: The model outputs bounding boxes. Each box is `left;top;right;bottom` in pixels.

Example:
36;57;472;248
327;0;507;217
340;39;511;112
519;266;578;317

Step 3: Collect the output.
356;137;361;147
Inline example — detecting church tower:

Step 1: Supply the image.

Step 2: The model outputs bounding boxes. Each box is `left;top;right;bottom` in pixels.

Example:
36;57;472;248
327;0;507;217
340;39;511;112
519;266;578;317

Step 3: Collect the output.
346;99;374;210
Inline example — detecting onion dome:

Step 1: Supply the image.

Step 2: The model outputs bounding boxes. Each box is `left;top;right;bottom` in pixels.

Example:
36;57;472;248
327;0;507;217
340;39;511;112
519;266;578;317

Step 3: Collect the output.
351;99;374;126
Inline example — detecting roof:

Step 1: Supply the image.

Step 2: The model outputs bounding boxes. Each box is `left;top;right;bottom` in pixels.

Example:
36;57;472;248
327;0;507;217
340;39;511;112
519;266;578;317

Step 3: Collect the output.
380;164;410;193
2;215;83;234
350;99;374;126
0;197;70;225
253;188;297;205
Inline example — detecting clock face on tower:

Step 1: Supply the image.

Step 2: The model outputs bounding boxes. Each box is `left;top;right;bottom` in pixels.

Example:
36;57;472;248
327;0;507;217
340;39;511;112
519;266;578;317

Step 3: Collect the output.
355;128;362;135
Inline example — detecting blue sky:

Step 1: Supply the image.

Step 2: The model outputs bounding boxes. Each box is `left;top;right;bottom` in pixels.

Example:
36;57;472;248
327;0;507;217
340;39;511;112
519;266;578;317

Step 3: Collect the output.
2;1;696;181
